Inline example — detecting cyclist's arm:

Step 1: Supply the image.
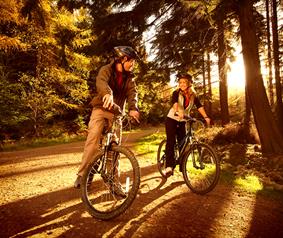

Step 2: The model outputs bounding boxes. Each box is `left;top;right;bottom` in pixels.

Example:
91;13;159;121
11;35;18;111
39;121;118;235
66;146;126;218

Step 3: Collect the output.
126;78;138;111
96;66;114;109
197;106;210;125
96;65;113;97
193;96;210;125
173;102;178;112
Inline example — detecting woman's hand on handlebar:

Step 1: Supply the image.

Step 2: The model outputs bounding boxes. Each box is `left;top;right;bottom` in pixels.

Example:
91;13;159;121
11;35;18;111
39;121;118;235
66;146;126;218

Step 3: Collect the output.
178;111;185;120
204;117;211;126
174;112;193;121
174;111;186;120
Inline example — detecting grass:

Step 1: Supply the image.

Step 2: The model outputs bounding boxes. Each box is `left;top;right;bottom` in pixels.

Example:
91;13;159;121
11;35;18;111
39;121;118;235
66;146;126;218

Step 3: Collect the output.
1;134;86;151
1;126;145;152
219;164;283;201
134;133;165;162
234;174;263;193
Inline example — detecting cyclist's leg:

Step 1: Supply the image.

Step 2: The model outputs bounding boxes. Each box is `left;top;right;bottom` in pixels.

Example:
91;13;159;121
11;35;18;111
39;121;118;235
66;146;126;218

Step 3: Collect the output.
116;116;122;144
77;109;104;180
176;121;186;151
106;116;125;196
106;115;121;172
77;109;114;176
176;121;186;170
165;117;177;169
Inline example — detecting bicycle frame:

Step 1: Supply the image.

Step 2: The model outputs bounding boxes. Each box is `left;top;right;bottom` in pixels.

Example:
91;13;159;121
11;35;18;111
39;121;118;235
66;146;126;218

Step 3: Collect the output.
100;114;129;175
176;119;197;159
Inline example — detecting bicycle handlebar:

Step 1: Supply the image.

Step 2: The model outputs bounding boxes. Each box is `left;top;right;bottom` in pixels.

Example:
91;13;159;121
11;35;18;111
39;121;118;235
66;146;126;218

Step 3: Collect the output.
174;112;196;122
110;103;140;126
110;103;123;115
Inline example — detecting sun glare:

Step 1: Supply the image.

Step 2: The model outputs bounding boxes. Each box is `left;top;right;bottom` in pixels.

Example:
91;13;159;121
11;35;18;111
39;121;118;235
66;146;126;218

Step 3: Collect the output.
227;53;246;92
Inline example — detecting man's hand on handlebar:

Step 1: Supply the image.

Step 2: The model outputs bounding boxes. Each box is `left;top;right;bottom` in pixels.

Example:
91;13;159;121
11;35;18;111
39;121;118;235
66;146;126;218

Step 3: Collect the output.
129;110;140;124
102;94;114;110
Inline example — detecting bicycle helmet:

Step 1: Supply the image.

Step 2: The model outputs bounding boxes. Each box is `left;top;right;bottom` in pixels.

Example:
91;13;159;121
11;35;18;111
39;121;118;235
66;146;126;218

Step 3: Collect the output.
177;72;193;83
114;46;139;60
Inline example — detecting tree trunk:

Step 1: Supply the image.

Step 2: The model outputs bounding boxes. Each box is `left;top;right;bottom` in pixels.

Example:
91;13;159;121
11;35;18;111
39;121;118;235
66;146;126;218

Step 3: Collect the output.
202;51;206;103
217;14;230;125
207;51;212;116
271;0;283;134
266;0;274;107
238;0;283;155
243;83;252;138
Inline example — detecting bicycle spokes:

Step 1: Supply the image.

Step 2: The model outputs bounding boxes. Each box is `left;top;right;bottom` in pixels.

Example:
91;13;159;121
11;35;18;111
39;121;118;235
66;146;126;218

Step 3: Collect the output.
182;143;220;195
191;146;205;170
81;147;140;220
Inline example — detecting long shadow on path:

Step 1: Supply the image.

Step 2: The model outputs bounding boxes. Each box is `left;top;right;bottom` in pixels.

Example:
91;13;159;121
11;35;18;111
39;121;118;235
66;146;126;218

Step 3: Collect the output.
0;163;225;238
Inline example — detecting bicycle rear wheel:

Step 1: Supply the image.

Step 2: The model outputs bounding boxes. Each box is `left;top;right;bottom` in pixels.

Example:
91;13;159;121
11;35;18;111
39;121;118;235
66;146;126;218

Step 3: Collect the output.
157;139;167;178
182;142;220;195
81;146;140;220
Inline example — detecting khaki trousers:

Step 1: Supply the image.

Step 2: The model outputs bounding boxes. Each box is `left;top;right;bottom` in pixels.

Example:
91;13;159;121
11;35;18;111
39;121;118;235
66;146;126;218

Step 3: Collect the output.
77;108;121;176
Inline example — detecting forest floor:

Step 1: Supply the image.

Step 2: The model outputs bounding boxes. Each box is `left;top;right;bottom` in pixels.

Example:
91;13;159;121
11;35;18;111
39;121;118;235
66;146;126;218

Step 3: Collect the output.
1;126;283;238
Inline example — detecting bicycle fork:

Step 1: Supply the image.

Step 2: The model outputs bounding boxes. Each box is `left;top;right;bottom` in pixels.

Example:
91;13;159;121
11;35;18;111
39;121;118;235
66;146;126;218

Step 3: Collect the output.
191;145;205;170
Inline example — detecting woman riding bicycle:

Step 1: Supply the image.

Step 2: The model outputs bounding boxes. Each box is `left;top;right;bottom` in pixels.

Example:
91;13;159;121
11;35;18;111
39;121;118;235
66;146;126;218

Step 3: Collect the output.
164;73;211;178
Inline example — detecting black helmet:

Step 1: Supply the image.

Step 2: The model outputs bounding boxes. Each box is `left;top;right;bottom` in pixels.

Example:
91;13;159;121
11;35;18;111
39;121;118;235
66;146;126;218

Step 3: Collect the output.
114;46;139;60
177;72;193;83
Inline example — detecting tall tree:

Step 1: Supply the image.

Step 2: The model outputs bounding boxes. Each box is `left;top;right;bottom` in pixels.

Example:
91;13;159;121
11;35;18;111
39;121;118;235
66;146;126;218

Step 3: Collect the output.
271;0;283;133
206;51;213;116
266;0;274;107
216;11;230;125
237;0;283;155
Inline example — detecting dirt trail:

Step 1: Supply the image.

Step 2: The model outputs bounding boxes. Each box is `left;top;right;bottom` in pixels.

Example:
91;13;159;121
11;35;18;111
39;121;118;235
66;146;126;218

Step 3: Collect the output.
0;127;283;238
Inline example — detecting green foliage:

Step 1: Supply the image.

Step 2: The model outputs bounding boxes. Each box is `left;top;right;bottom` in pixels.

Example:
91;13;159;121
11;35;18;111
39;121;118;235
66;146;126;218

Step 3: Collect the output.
151;1;217;76
0;2;94;141
18;68;90;137
136;68;172;124
0;65;26;132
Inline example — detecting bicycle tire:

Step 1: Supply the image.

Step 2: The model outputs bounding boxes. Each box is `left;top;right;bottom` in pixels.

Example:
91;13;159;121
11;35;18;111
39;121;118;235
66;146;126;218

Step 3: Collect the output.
182;142;220;195
81;145;140;220
157;139;167;178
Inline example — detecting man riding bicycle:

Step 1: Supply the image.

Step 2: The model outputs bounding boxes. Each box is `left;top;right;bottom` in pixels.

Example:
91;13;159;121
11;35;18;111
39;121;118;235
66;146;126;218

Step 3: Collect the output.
74;46;140;189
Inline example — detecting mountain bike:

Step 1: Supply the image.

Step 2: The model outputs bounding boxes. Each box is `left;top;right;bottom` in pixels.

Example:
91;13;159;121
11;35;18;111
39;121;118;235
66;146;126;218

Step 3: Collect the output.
157;115;220;195
81;112;140;220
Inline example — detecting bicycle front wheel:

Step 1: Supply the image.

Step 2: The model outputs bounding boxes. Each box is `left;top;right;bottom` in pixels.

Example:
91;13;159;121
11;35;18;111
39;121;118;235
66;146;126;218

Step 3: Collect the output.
157;139;167;178
182;142;220;195
81;146;140;220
